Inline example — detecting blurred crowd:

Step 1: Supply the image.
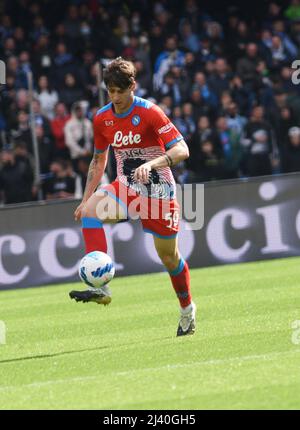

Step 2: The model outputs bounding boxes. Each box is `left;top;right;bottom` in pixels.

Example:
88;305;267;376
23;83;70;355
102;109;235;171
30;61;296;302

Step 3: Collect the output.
1;0;300;204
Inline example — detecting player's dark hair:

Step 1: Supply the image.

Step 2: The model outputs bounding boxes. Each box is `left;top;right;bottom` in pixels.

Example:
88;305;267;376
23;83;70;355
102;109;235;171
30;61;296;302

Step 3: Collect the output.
103;57;136;90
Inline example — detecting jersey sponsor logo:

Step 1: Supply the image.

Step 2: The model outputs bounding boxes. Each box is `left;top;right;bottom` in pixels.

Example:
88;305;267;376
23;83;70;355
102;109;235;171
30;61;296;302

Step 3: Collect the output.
120;148;146;157
112;131;141;148
158;123;173;134
105;120;114;126
131;115;141;126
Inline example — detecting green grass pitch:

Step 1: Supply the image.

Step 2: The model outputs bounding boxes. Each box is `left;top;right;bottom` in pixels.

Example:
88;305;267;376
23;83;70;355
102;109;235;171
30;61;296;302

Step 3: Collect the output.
0;257;300;410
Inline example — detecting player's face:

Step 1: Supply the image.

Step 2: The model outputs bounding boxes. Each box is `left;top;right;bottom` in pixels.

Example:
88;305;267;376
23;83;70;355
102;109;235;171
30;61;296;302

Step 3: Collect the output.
107;85;134;114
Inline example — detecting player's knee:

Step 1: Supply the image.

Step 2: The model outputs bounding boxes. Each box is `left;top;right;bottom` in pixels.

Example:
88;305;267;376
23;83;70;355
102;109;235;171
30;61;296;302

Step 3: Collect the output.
80;205;94;219
159;252;180;271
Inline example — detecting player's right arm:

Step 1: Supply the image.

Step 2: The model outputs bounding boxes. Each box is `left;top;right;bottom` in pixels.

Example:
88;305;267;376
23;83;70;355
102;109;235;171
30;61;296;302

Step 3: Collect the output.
74;149;108;221
74;112;110;221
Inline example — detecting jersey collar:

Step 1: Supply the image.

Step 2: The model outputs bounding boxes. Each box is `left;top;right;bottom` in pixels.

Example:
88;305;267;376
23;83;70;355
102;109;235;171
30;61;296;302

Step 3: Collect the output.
112;96;136;118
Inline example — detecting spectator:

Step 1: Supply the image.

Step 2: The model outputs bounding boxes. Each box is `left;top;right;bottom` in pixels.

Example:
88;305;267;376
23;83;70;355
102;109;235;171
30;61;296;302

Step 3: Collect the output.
35;124;54;174
285;0;300;21
10;110;32;151
280;66;299;95
153;36;185;91
35;75;59;120
224;101;247;136
149;23;165;66
63;5;81;43
216;116;243;178
0;148;34;204
43;159;76;200
193;72;218;108
189;116;223;178
208;58;231;99
229;75;252;116
13;26;28;54
51;42;75;88
172;106;189;138
243;106;273;176
236;43;262;88
158;70;187;106
180;20;200;53
32;34;52;77
32;99;52;137
272;19;298;58
192;139;224;182
268;35;294;70
6;56;27;89
198;38;217;65
266;2;283;26
282;126;300;172
182;102;196;141
204;21;225;57
190;88;215;120
227;21;252;62
290;18;300;45
51;102;71;160
134;60;152;98
59;73;85;109
184;52;198;81
2;37;17;58
76;156;90;198
30;15;49;43
276;107;296;155
64;102;93;171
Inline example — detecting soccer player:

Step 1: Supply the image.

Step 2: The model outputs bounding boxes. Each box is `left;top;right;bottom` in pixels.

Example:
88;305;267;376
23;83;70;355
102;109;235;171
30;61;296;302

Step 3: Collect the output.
69;57;196;336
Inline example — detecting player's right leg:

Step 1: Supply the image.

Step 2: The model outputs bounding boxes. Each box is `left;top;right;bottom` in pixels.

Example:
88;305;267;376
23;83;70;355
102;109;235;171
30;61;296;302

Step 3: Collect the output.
70;183;127;305
80;187;128;254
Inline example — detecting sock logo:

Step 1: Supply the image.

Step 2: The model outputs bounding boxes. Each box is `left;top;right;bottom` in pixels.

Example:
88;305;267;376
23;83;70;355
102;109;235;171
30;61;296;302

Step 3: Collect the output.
92;263;114;278
177;291;189;299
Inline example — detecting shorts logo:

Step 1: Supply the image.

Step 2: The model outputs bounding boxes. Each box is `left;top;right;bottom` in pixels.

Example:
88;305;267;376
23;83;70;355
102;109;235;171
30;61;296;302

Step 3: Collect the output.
158;123;173;134
132;115;140;126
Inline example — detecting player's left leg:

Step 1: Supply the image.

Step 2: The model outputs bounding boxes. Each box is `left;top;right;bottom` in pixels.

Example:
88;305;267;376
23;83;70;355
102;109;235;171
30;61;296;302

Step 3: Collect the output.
153;236;196;336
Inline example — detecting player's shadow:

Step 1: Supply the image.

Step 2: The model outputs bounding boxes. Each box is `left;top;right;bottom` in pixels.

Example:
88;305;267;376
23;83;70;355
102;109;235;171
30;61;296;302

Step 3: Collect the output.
0;345;111;364
0;336;172;364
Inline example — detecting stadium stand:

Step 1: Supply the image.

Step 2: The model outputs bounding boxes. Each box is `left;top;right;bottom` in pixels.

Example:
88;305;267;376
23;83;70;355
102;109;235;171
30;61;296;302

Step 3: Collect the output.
1;0;300;204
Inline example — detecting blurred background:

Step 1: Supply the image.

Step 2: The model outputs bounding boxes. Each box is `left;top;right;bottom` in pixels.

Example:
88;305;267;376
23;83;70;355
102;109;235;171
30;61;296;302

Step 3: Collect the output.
1;0;300;205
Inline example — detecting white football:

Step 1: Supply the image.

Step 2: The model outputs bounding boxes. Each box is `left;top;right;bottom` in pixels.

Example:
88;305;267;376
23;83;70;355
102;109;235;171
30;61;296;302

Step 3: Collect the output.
79;251;115;288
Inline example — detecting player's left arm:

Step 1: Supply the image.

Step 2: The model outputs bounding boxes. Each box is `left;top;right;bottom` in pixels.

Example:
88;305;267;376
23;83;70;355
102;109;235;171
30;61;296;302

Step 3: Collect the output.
134;138;189;183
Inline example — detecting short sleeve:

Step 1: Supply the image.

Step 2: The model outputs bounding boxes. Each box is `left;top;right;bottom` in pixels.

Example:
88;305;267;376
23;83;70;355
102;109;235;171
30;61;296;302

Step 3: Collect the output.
93;115;110;153
150;105;183;150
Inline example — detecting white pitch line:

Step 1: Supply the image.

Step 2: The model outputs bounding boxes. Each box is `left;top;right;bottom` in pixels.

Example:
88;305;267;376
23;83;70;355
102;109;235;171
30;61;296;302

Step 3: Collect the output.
0;348;300;392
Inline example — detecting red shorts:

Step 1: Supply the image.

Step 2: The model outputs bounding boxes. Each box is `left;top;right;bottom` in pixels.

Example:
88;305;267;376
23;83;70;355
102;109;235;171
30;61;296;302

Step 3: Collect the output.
98;180;180;239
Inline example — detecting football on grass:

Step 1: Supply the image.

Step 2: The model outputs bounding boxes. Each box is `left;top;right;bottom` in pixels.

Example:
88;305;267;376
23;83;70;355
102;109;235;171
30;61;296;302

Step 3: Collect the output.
79;251;115;288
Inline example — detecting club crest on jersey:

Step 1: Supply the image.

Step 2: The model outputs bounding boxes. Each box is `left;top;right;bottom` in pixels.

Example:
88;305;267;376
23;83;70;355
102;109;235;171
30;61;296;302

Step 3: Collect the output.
131;115;141;126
